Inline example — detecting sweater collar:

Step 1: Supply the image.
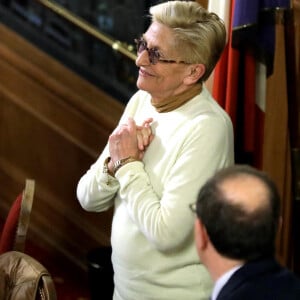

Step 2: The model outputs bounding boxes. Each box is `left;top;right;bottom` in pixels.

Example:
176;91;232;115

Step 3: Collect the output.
151;83;202;113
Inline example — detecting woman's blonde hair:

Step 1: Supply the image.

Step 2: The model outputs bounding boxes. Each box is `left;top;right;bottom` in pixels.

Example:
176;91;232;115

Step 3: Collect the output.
150;1;226;82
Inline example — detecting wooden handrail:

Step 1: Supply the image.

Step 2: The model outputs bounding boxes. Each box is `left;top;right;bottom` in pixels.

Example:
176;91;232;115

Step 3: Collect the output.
35;0;137;61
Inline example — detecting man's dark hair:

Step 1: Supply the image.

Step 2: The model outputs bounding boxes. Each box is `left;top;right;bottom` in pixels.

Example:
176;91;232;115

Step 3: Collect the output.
196;165;281;261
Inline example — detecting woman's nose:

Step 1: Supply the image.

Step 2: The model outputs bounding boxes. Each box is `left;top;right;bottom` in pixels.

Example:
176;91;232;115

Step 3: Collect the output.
135;50;150;66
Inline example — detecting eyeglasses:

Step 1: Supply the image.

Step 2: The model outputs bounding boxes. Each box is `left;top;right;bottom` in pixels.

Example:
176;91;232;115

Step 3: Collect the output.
189;203;197;214
134;37;189;65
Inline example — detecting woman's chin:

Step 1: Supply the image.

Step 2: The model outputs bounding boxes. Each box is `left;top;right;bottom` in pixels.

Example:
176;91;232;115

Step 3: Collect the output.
137;80;150;92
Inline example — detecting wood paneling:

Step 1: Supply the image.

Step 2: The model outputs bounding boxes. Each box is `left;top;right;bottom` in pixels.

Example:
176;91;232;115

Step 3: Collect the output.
0;23;124;270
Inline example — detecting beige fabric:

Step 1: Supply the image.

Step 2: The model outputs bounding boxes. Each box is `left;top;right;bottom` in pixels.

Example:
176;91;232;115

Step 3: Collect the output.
0;251;57;300
151;83;202;112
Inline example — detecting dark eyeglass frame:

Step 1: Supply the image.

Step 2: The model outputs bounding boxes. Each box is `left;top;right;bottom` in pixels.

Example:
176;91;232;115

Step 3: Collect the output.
134;37;189;65
189;203;197;214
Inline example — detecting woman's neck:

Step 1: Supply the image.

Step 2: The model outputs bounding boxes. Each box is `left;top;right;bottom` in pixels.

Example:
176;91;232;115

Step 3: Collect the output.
151;83;202;113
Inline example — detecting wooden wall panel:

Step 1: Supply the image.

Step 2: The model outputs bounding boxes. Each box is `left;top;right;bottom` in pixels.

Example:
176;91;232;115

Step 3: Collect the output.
0;23;125;270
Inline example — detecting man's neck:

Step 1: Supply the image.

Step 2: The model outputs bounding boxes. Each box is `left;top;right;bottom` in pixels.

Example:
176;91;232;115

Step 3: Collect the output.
211;264;243;300
208;254;244;282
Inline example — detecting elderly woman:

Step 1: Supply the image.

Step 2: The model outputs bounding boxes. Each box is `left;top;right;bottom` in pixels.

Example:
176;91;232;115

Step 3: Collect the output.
77;1;234;299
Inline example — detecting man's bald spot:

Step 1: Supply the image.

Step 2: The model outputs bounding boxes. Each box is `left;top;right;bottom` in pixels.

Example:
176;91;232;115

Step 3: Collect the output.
218;174;270;213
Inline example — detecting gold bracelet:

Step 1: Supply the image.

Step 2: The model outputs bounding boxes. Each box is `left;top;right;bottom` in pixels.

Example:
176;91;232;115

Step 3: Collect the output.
113;156;137;175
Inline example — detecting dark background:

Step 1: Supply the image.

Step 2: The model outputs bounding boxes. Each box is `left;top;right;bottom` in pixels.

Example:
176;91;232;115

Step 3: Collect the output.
0;0;159;102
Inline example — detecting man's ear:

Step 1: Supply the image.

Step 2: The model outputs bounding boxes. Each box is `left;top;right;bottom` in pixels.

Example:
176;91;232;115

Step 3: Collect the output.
195;218;209;250
184;64;206;85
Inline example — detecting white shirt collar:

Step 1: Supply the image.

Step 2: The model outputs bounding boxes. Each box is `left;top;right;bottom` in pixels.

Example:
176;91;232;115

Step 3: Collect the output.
211;265;243;300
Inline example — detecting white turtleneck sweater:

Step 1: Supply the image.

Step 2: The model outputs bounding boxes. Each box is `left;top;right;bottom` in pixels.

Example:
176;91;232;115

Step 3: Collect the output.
77;86;234;300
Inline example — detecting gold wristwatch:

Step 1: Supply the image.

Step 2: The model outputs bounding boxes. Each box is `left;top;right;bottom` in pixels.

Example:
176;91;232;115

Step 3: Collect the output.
113;156;136;175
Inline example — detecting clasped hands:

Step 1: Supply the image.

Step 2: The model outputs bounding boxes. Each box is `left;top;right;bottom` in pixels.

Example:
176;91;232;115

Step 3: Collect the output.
107;117;154;173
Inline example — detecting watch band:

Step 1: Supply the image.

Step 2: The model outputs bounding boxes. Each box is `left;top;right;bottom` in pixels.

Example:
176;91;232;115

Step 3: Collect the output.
113;156;136;175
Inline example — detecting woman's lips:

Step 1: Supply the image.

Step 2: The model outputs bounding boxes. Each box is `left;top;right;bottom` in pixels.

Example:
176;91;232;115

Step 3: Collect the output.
139;68;155;77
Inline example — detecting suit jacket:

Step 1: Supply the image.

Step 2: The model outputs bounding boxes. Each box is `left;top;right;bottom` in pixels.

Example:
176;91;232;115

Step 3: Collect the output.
217;257;300;300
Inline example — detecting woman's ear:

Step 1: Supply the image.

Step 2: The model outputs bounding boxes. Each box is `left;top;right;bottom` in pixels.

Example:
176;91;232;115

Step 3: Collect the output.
184;64;206;85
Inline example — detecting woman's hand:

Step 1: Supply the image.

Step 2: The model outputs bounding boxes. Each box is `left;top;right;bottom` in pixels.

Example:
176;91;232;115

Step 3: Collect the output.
136;117;154;151
108;117;154;163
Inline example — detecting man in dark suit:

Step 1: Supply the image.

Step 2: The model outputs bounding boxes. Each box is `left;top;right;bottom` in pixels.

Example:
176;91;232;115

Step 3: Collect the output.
191;164;300;300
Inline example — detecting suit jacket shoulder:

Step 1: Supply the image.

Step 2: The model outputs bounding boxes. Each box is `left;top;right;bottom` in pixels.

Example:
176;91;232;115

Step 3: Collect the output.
217;258;300;300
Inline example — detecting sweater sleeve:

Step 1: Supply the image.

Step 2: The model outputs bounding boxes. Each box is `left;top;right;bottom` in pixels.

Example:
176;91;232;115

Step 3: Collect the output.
76;91;144;212
76;145;120;212
115;114;234;252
